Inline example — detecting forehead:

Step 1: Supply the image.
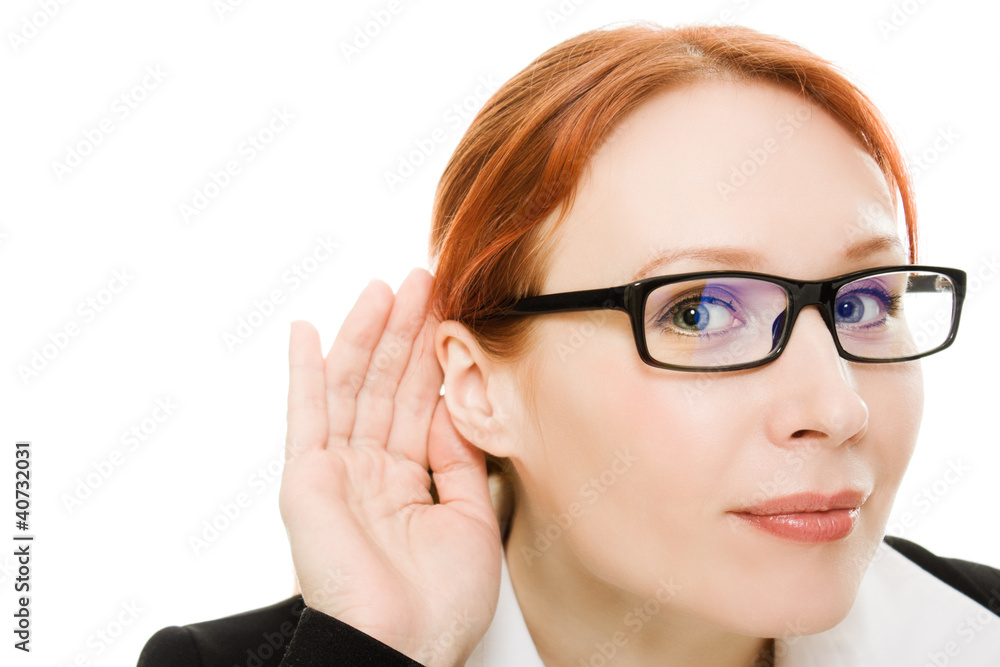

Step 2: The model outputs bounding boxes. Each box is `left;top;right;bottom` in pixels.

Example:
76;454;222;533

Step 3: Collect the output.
541;79;904;291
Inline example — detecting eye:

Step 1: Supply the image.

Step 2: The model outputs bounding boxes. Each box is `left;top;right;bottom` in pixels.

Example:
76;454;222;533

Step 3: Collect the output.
660;295;741;334
835;289;891;325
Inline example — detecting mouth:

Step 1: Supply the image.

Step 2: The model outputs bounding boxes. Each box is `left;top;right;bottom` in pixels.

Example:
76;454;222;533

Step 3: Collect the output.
727;490;868;544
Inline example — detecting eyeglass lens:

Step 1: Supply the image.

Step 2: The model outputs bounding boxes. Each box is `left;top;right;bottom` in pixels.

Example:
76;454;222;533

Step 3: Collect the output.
642;271;958;368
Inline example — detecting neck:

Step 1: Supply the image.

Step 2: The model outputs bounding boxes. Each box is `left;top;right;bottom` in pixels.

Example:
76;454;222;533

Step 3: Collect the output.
504;505;775;667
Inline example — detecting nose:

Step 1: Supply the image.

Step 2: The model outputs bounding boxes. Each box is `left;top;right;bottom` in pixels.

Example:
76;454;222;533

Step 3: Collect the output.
762;305;869;450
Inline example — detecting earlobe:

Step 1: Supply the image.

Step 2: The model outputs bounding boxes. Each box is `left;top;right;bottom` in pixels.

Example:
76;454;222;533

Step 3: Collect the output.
434;321;514;458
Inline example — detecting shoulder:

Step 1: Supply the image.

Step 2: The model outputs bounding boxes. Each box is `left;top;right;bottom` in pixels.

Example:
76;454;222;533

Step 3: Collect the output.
137;594;423;666
137;594;306;667
882;534;1000;617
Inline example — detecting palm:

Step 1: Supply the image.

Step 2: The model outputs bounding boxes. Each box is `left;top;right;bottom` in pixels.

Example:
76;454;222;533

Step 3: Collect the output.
279;268;501;666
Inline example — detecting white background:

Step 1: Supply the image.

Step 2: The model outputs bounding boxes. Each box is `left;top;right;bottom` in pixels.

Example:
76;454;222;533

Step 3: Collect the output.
2;0;998;664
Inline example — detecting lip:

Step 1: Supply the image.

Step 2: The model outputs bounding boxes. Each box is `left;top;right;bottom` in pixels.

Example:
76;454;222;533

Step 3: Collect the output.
728;490;868;544
732;490;868;515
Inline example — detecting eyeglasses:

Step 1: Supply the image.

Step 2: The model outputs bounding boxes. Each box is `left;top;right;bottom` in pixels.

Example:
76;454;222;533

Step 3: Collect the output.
500;265;967;372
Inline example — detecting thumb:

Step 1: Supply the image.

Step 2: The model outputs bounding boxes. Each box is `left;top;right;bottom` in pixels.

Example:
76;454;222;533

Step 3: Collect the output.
427;395;495;524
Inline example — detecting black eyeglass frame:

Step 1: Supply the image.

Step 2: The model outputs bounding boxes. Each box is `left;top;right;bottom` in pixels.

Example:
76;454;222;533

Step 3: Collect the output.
503;264;968;372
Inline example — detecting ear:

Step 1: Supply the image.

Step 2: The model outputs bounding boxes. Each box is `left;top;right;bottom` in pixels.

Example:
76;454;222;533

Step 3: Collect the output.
434;320;519;458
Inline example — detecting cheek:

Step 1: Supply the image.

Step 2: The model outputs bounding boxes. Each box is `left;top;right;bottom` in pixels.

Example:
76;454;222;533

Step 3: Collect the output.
529;322;746;486
521;324;751;577
858;362;924;522
518;326;649;504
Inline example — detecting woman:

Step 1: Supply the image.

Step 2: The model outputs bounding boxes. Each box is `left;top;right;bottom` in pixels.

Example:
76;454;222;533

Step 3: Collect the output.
138;22;1000;666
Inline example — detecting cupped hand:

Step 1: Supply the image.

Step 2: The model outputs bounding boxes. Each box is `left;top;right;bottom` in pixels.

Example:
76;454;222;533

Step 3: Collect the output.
278;267;502;667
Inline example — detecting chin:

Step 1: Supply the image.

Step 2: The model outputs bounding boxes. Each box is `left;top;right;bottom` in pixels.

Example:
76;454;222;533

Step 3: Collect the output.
734;561;867;638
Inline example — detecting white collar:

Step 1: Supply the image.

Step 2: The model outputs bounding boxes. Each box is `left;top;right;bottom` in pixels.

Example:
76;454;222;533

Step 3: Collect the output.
464;539;1000;666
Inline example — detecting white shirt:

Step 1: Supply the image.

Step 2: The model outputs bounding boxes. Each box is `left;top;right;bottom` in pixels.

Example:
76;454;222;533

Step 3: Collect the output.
465;539;1000;666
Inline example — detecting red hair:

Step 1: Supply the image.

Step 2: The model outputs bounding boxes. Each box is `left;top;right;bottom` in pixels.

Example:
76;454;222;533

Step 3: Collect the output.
426;22;918;520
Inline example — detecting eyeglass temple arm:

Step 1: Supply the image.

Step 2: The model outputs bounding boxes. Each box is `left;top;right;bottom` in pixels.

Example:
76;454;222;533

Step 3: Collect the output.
907;274;947;293
506;286;627;314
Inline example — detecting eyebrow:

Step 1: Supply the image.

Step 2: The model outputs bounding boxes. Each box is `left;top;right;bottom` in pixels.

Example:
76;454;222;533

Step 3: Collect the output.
629;234;907;282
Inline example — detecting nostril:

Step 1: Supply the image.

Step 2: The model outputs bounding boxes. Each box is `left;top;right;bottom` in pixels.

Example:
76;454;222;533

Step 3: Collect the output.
791;429;808;438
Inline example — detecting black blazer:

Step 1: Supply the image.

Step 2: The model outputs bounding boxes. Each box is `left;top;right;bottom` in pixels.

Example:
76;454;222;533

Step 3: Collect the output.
136;535;1000;667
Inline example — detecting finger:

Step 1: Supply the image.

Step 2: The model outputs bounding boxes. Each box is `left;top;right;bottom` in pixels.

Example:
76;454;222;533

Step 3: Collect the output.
347;267;433;450
286;320;328;461
324;279;394;448
384;312;444;469
427;396;495;525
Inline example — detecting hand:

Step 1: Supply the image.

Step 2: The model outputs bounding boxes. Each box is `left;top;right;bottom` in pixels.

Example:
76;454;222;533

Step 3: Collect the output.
278;267;502;666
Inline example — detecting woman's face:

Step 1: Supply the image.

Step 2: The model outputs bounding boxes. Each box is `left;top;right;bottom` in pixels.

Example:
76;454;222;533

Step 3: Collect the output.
506;79;923;636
